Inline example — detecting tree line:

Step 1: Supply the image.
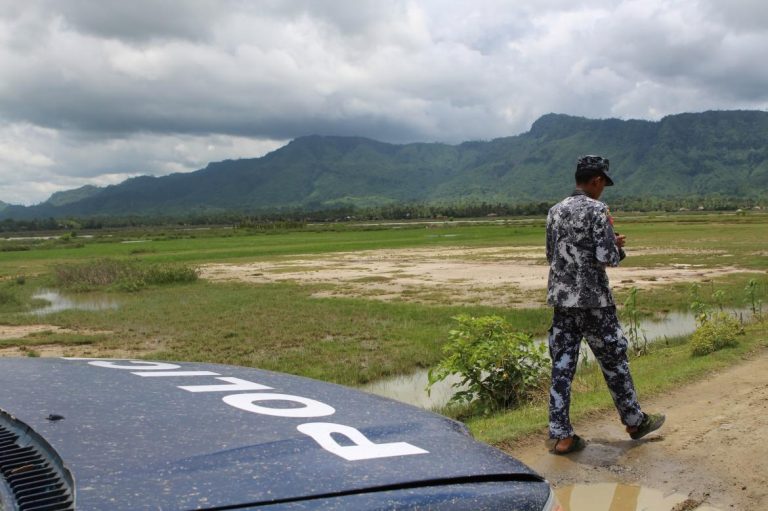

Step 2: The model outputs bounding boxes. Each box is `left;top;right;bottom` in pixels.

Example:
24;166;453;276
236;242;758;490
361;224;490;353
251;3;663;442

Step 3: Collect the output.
0;196;764;233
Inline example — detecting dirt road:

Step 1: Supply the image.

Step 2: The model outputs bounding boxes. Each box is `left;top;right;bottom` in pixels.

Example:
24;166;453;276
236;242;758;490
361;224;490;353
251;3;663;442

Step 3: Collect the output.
507;350;768;510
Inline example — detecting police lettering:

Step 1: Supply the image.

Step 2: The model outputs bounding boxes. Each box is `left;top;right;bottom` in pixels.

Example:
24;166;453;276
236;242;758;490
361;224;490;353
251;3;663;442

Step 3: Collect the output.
70;359;428;461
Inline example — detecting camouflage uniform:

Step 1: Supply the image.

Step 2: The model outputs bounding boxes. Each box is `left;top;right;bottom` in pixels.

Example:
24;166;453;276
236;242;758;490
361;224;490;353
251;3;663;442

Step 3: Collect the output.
546;189;644;439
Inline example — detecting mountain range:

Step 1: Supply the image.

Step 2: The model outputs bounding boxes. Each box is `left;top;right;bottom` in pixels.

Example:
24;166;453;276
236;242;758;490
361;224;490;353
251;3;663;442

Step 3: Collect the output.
3;110;768;219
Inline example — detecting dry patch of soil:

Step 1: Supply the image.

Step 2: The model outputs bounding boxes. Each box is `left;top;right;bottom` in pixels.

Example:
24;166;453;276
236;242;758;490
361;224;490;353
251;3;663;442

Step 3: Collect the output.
0;324;156;359
508;350;768;509
0;324;94;340
200;246;752;307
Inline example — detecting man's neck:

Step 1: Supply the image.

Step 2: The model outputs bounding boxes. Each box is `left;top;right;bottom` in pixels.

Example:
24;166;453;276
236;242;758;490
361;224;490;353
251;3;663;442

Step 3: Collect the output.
575;185;600;200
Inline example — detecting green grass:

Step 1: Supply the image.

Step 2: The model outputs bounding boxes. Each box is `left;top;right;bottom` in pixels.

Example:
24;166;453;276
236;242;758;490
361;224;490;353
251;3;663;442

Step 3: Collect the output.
5;280;551;386
0;223;546;277
3;213;766;279
0;278;43;314
1;212;767;448
613;272;768;315
610;215;768;270
0;332;106;348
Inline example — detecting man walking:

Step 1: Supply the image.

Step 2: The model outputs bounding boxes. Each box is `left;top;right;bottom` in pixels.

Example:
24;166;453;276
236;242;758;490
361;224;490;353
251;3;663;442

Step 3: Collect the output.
545;155;664;454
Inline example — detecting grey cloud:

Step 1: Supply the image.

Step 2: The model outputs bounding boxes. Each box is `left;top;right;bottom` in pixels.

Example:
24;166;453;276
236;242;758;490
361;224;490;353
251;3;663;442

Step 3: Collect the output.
590;3;768;107
43;0;223;42
701;0;768;33
255;0;405;35
2;0;768;205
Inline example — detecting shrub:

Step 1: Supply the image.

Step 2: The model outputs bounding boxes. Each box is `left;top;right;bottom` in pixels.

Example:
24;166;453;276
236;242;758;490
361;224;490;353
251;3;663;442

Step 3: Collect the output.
54;259;198;292
54;259;130;289
143;264;198;285
427;314;549;415
690;312;743;356
0;244;31;252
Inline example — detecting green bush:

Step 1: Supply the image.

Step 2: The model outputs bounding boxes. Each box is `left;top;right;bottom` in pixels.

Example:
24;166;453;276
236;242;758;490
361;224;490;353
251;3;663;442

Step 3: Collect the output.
54;259;198;292
690;312;743;356
0;244;31;252
427;314;549;415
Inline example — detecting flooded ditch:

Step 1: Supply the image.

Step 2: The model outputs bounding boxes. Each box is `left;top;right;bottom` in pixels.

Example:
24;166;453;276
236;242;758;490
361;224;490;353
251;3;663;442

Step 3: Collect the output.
361;308;752;410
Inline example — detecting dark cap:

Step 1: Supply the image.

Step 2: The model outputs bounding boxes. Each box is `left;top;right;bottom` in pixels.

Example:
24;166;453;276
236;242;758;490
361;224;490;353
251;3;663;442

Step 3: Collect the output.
576;155;613;186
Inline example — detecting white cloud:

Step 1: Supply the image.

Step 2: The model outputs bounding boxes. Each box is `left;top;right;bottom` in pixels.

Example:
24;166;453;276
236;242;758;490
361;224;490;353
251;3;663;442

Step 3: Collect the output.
0;122;285;205
1;0;767;204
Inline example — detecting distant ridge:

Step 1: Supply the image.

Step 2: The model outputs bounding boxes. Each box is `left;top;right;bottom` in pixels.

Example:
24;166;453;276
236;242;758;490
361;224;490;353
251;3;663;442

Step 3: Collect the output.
45;185;102;206
3;110;768;219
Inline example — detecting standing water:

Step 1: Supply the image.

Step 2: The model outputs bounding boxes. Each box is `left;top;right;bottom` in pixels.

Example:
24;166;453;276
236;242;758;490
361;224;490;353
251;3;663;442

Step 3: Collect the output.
30;289;120;315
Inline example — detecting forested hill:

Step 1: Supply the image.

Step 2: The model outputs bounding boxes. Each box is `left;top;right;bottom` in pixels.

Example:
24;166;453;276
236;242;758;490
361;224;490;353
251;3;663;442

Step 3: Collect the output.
4;110;768;219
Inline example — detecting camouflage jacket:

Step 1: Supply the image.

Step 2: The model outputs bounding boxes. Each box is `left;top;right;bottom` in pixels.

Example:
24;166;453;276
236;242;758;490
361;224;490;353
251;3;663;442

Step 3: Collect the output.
546;189;625;308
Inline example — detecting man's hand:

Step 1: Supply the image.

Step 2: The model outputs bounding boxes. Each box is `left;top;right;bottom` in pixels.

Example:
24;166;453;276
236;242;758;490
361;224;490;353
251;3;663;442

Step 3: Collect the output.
616;233;626;248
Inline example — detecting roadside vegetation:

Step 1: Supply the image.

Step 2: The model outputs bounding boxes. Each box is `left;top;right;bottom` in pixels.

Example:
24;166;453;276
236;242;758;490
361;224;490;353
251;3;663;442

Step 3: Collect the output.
0;211;766;447
468;316;766;446
427;314;549;415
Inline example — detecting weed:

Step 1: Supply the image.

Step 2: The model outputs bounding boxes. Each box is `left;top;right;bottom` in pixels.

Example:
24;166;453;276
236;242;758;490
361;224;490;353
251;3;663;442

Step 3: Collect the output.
690;311;743;356
623;287;648;356
688;283;710;324
745;278;763;317
712;289;726;311
427;314;549;415
352;276;393;283
129;247;157;255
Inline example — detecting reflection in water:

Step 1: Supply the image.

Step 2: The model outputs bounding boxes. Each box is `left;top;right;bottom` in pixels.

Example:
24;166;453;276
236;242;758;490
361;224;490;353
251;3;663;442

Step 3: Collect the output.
31;289;120;315
361;372;462;410
363;309;750;409
555;483;720;511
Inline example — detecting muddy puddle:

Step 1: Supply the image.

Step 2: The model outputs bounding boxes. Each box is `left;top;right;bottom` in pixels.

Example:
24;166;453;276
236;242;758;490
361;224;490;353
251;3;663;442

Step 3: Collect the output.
555;483;721;511
31;289;120;315
362;308;751;409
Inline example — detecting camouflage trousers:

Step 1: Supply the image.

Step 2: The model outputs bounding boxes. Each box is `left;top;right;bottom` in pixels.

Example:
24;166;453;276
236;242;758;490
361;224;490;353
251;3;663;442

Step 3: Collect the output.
548;306;644;439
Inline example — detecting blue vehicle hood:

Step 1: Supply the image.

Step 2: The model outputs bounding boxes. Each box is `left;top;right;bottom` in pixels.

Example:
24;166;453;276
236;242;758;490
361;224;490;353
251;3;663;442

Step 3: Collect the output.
0;358;547;510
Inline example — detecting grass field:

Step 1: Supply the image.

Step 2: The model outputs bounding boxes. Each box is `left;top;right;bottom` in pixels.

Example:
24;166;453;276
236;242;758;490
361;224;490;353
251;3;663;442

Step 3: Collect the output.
1;211;767;444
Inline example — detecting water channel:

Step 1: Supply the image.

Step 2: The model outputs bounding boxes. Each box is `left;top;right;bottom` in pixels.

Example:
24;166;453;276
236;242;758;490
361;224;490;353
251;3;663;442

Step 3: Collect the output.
26;289;751;415
361;308;751;410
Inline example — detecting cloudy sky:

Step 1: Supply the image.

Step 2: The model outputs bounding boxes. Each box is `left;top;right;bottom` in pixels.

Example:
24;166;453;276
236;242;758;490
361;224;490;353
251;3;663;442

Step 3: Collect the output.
1;0;767;205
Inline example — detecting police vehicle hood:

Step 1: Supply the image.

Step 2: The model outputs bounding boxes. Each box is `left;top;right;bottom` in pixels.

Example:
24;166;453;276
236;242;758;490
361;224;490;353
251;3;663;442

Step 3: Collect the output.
0;358;547;510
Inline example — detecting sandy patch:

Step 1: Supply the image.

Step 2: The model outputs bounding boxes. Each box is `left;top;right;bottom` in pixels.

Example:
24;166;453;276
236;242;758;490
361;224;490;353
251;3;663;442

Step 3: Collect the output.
200;246;755;307
0;344;147;359
0;324;157;359
0;324;89;340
